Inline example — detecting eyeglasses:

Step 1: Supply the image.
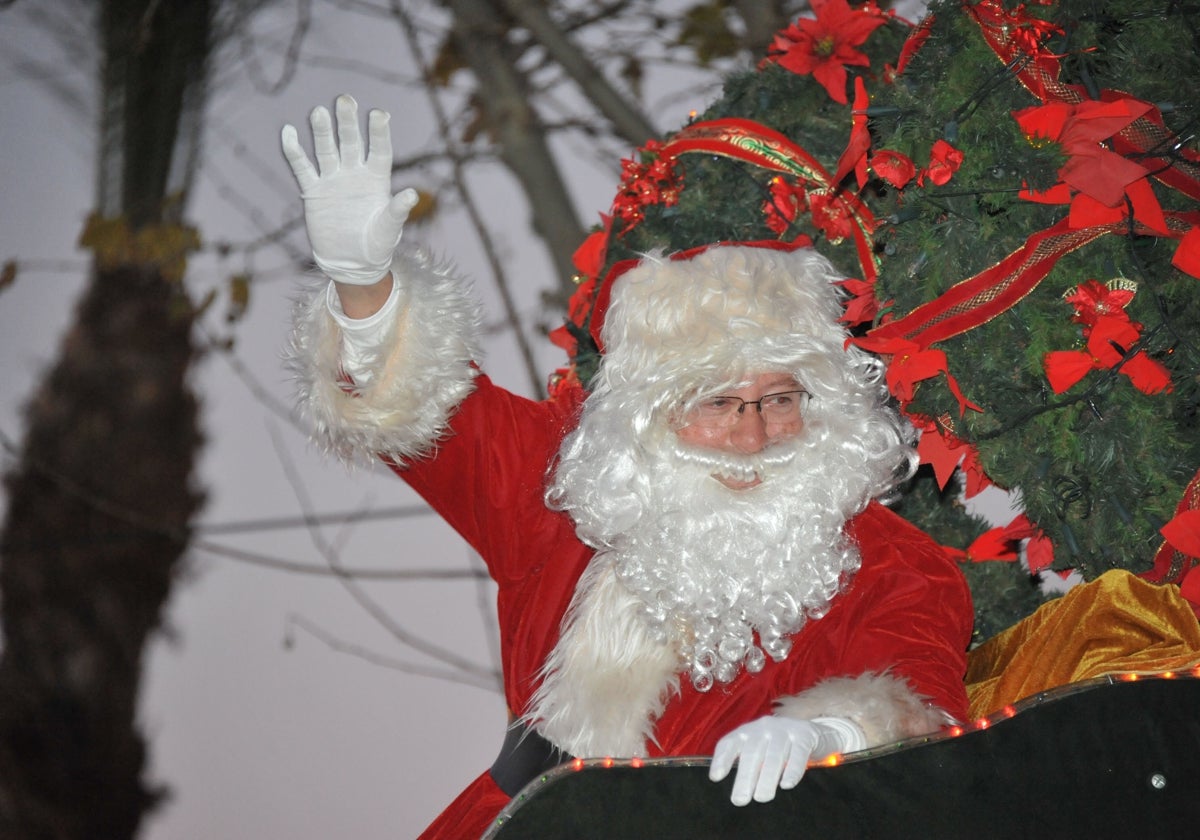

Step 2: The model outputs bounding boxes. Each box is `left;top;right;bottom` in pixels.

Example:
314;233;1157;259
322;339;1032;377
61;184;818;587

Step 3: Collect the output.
684;390;810;428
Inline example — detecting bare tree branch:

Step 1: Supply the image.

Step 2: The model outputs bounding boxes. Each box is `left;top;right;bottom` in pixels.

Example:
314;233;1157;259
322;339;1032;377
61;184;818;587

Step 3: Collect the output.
268;423;500;684
196;503;433;536
0;427;470;582
499;0;658;146
286;613;502;693
443;0;586;291
467;548;503;678
236;0;311;94
732;0;798;59
390;0;548;395
193;537;488;580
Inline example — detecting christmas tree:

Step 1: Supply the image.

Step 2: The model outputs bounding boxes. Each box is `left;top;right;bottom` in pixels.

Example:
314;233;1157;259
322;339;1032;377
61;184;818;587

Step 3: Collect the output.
549;0;1200;642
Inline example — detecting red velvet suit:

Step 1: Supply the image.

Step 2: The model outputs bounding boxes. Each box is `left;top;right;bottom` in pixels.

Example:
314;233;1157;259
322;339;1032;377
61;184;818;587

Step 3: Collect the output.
399;375;973;839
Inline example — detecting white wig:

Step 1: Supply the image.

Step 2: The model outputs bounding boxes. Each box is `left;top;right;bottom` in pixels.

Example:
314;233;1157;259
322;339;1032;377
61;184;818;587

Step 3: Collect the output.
549;244;915;548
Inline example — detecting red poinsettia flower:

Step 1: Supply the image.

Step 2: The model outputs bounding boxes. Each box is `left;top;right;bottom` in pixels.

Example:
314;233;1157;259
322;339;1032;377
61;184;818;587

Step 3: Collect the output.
837;276;881;328
853;335;983;416
960;444;994;498
973;0;1065;56
808;189;856;242
1173;225;1200;279
895;15;934;76
870;149;917;188
768;0;889;105
834;77;872;188
913;415;968;490
762;176;809;235
1063;278;1136;327
918;139;964;186
909;413;994;496
1013;96;1169;233
612;140;683;231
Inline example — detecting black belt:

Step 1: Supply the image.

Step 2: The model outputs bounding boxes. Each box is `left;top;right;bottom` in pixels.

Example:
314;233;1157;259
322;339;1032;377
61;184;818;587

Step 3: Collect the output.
489;721;572;797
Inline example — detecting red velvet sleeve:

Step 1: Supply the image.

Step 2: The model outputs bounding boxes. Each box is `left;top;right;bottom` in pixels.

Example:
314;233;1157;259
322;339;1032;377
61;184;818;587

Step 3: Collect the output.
387;374;584;586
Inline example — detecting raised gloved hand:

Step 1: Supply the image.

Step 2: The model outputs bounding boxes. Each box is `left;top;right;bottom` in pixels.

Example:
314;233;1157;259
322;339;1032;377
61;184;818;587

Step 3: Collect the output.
709;715;864;807
281;94;418;285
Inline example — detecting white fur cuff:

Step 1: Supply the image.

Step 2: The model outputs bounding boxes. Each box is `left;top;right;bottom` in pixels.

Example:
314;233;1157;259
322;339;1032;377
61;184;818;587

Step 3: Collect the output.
287;249;482;464
809;716;868;754
774;672;956;747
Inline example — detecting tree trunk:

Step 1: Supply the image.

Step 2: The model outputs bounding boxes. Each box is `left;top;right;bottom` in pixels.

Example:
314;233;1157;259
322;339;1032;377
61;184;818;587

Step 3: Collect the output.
0;1;210;837
446;0;587;295
0;264;202;839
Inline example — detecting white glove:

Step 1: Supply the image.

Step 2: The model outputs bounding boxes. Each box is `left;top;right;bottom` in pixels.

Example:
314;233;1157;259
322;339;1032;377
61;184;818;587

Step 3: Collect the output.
709;715;865;807
281;94;419;285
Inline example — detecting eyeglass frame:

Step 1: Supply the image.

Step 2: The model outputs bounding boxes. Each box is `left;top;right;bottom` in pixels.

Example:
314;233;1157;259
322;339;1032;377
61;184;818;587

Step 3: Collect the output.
682;389;811;428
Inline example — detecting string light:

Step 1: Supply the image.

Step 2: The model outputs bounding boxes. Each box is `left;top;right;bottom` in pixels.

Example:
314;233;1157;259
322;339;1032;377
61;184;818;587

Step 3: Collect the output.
486;672;1200;840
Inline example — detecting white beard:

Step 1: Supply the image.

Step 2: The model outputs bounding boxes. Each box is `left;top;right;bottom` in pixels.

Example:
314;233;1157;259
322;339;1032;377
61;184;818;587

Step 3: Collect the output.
527;429;877;757
618;437;863;689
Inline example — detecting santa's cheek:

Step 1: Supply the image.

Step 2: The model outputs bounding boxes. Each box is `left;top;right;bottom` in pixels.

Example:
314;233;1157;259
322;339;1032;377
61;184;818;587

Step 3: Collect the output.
674;425;732;452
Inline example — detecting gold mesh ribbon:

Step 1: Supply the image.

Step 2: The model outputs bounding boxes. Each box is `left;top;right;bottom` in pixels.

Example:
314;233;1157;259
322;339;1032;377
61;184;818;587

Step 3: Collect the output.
869;214;1197;346
660;118;881;282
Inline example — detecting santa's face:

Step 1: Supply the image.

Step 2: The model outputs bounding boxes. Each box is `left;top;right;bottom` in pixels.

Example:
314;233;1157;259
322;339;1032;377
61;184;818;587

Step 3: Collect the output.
673;373;805;490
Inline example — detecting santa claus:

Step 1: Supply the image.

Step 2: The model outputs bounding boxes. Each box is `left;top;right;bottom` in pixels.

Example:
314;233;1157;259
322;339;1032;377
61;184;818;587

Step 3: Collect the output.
283;96;972;839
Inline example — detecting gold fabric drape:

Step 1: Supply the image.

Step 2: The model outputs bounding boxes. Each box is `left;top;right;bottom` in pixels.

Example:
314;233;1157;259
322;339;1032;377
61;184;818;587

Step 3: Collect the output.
965;570;1200;719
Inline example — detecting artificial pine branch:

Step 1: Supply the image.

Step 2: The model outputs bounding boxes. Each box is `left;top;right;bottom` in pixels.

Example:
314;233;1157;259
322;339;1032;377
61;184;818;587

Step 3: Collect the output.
558;0;1200;635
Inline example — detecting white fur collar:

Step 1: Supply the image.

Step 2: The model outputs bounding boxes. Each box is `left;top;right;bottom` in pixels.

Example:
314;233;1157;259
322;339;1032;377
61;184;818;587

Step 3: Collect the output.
522;557;682;757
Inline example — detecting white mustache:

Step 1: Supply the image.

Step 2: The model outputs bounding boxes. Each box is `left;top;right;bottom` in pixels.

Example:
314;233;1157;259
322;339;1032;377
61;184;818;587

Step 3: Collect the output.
668;440;798;485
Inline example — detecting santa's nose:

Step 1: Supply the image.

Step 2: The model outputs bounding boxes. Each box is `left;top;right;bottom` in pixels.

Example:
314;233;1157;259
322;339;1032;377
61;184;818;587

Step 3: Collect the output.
729;406;769;454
